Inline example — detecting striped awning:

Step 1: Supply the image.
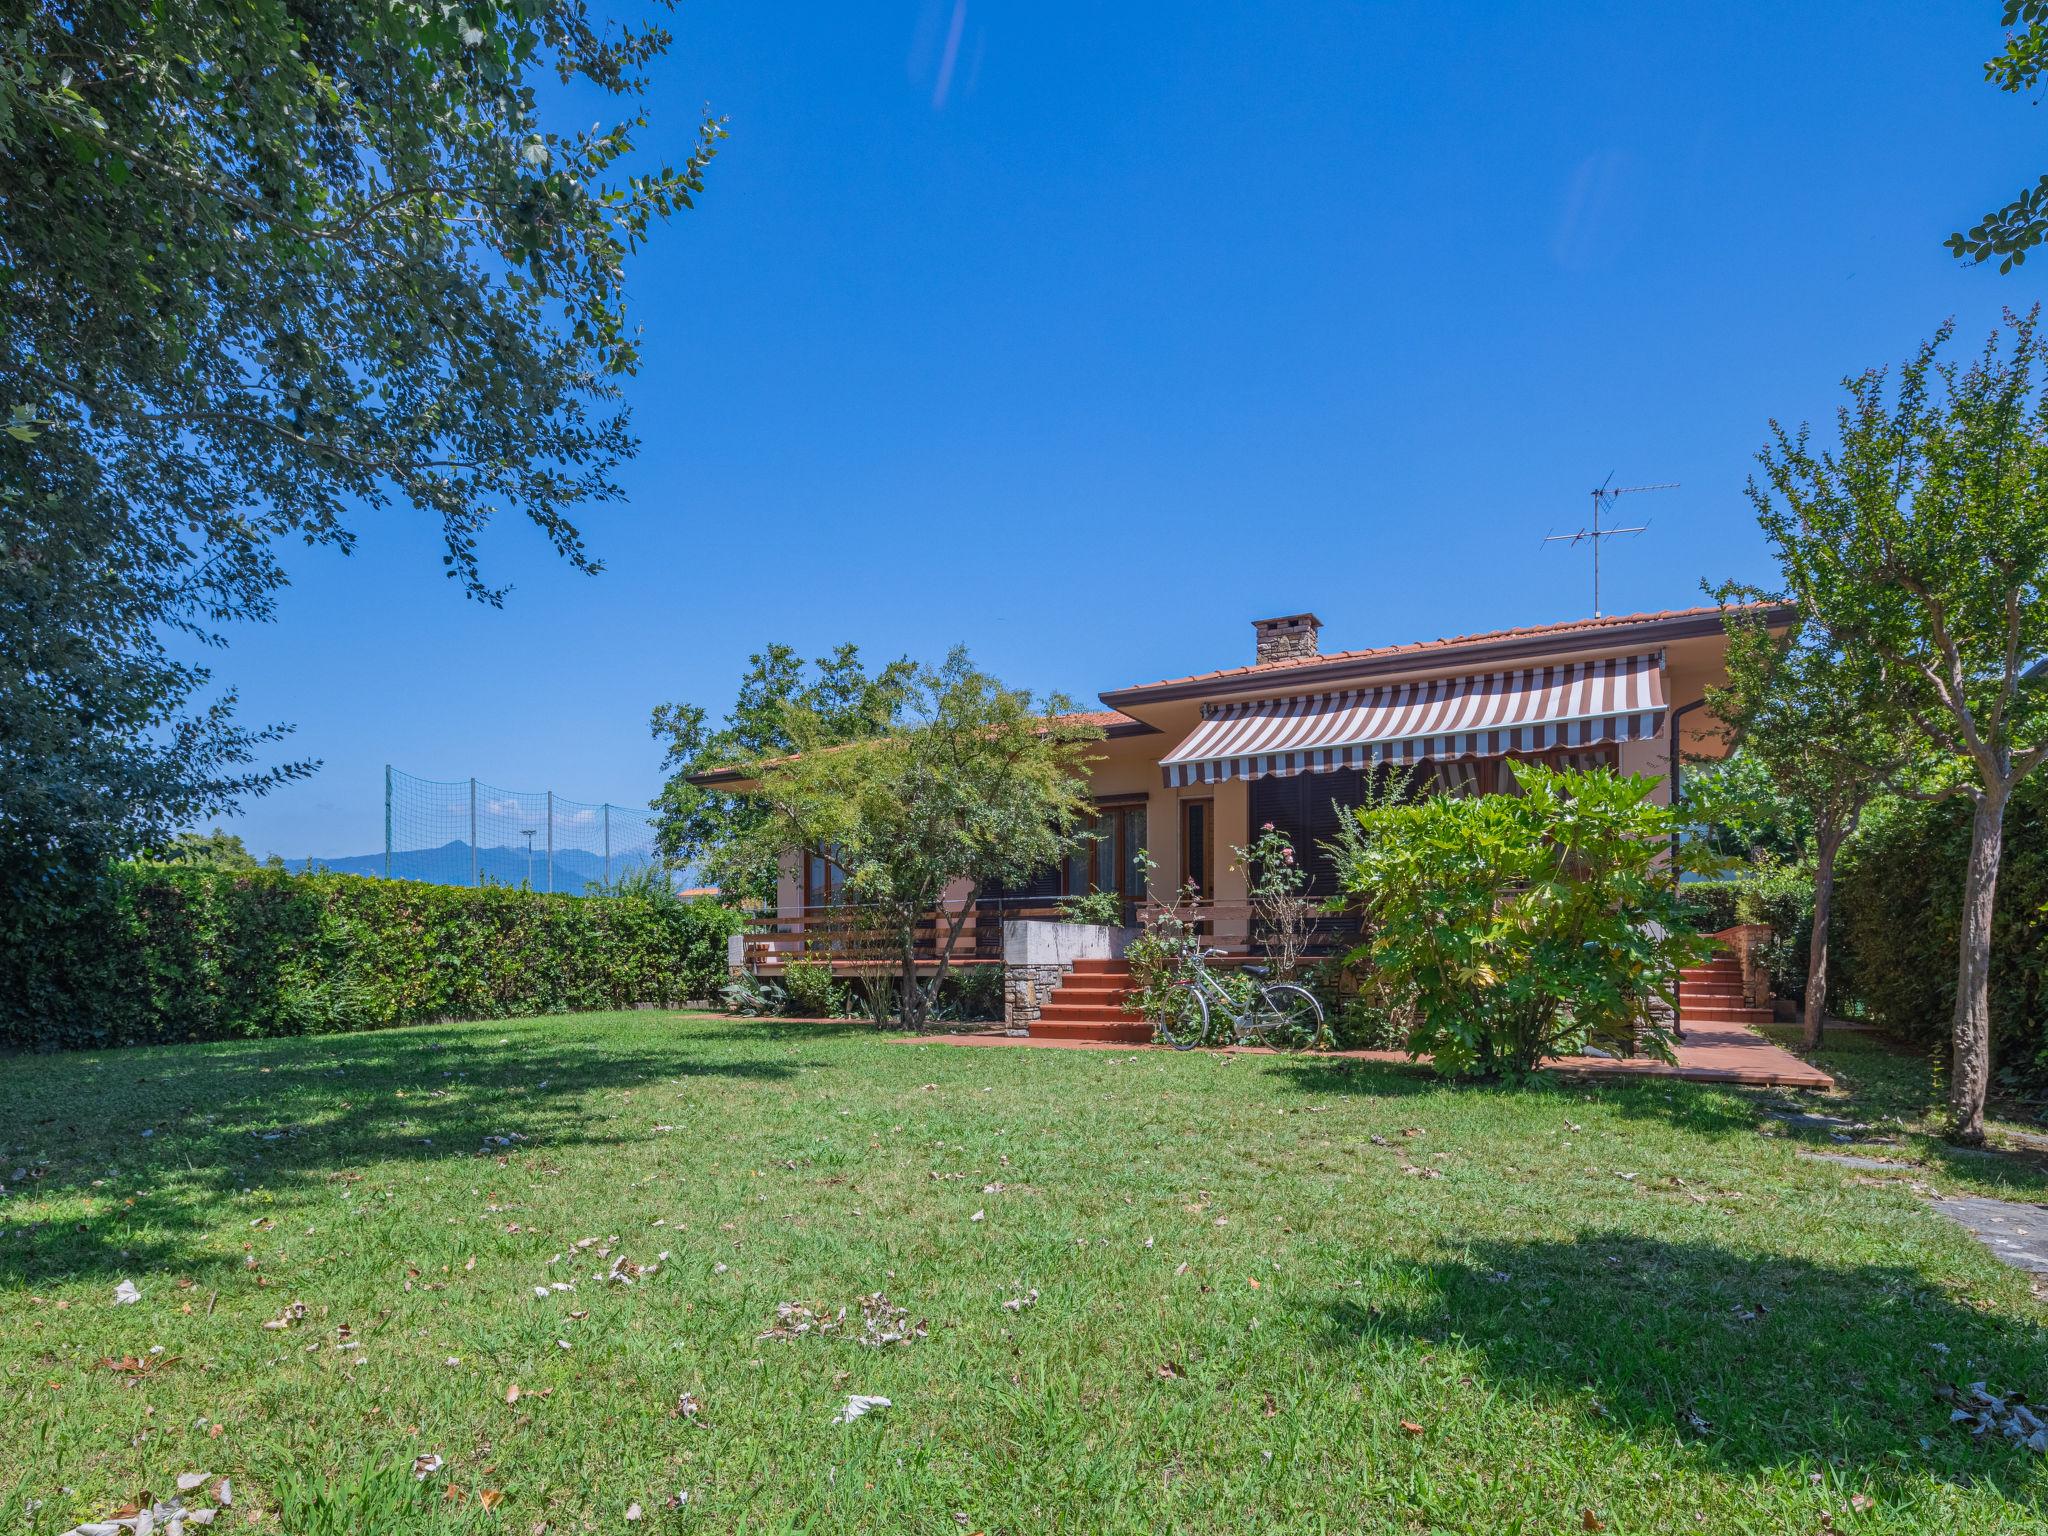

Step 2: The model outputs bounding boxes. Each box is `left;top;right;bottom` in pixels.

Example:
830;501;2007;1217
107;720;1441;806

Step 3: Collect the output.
1159;652;1666;787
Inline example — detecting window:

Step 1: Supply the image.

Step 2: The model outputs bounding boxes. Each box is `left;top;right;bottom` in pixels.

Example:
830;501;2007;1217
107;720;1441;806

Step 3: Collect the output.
1063;802;1148;909
803;846;847;909
1180;798;1214;898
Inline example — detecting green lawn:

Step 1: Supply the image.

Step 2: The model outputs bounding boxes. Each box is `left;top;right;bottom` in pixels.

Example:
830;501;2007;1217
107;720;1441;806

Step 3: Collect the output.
3;1013;2046;1534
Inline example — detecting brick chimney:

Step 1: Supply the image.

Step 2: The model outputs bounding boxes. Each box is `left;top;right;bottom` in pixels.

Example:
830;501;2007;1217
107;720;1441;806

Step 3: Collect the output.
1253;613;1321;665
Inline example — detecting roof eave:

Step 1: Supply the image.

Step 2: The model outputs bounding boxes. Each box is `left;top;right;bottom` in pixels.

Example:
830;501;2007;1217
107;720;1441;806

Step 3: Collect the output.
1098;604;1796;710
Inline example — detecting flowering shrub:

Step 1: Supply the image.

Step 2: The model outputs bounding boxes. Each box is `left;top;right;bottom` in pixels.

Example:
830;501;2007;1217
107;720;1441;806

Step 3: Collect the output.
1234;823;1316;979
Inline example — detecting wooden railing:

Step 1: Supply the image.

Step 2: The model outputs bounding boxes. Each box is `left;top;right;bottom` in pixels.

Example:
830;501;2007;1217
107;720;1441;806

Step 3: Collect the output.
736;896;1071;971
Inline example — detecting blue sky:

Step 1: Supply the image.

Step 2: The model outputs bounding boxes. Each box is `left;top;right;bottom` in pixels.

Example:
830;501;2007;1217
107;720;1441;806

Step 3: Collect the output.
217;0;2041;861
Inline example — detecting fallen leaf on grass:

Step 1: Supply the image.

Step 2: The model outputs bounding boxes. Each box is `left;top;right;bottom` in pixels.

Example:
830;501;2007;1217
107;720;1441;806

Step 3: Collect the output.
832;1393;891;1424
625;1502;643;1521
1399;1419;1423;1436
1157;1361;1185;1380
1001;1289;1038;1313
112;1279;140;1305
1581;1510;1605;1532
413;1454;445;1480
479;1487;504;1511
260;1300;307;1330
674;1391;704;1422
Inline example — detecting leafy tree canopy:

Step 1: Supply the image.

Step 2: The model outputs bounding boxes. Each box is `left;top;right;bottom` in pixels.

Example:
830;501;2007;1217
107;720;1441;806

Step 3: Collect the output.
736;650;1103;1028
1950;4;2048;270
1745;312;2048;1140
1;2;719;906
650;643;915;902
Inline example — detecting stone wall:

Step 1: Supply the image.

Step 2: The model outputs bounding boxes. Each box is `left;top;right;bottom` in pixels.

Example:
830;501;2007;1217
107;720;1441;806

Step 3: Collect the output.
1003;962;1066;1034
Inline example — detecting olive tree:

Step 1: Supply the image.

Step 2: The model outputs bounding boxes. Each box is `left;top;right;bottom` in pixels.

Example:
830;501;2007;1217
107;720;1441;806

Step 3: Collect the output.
1746;315;2048;1142
738;652;1102;1030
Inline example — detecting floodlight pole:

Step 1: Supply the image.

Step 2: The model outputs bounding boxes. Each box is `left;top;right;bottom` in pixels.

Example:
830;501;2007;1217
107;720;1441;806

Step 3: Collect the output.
469;777;478;887
383;764;392;880
546;790;554;894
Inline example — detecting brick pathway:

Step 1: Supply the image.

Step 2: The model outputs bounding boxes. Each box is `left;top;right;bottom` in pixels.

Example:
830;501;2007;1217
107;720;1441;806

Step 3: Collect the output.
898;1018;1833;1090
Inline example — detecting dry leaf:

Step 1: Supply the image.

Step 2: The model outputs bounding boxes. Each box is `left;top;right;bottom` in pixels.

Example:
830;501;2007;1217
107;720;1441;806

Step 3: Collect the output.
832;1393;891;1423
1581;1512;1605;1532
1399;1419;1424;1436
479;1487;504;1511
413;1454;445;1480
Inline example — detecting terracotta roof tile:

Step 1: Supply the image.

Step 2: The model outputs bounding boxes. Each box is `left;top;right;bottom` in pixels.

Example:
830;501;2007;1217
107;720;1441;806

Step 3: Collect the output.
1107;605;1760;696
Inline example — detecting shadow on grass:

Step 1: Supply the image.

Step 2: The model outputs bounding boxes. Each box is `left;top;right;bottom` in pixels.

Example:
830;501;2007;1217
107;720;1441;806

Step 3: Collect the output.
0;1019;812;1287
1313;1228;2048;1496
1269;1053;1768;1138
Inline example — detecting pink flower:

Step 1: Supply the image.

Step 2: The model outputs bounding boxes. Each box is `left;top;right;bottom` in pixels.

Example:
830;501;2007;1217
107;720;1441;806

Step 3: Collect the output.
1261;822;1274;832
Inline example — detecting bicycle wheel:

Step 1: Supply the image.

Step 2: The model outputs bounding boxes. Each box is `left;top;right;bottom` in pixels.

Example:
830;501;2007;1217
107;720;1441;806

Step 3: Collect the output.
1255;983;1324;1051
1155;981;1210;1050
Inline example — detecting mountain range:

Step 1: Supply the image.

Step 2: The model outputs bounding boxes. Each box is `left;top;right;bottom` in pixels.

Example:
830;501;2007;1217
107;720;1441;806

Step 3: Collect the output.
295;840;673;897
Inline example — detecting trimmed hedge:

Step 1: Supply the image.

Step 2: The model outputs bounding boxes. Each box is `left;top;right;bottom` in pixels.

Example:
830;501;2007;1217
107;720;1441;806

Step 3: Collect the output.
0;864;743;1052
1833;781;2048;1069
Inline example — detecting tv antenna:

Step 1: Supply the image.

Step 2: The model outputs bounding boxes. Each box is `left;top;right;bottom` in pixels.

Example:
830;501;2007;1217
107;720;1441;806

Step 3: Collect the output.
1543;476;1675;617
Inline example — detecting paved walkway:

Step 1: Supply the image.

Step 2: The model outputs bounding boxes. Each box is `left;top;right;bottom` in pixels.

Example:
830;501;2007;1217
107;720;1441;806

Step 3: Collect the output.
898;1018;1834;1090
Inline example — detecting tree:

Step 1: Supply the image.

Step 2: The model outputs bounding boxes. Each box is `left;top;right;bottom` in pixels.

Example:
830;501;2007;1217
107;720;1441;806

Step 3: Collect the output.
737;651;1102;1029
1949;4;2048;270
1331;762;1713;1078
158;828;262;871
2;2;720;899
649;644;915;904
1746;315;2048;1142
1704;605;1910;1049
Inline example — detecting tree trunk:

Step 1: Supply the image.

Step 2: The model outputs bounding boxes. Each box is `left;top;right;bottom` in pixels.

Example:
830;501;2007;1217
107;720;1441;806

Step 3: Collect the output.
1948;788;2008;1146
1803;823;1843;1051
898;930;921;1031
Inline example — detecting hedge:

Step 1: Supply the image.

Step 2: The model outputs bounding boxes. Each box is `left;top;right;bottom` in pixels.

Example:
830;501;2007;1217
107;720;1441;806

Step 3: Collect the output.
0;864;744;1052
1832;778;2048;1069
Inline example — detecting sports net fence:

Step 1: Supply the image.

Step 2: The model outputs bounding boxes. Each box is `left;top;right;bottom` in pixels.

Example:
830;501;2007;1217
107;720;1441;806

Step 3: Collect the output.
383;766;672;896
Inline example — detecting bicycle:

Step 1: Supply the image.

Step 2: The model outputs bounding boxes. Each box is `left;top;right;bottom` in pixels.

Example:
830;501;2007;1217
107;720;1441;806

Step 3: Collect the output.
1155;947;1324;1050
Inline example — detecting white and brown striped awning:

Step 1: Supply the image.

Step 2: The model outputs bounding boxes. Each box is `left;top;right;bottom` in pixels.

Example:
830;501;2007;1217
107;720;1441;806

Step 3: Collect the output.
1159;652;1666;787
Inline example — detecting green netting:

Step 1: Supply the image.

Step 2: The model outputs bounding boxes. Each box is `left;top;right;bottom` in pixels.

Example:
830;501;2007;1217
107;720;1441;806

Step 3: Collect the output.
383;766;669;896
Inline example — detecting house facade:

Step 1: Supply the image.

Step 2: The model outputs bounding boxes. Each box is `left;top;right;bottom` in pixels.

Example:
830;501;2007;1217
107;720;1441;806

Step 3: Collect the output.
716;604;1788;974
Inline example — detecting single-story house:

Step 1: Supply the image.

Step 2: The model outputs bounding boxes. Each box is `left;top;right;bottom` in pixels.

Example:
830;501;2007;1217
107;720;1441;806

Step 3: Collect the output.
702;603;1790;989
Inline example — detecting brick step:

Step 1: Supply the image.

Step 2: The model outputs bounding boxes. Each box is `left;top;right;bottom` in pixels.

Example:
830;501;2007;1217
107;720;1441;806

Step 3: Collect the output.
1027;1019;1153;1042
1067;958;1132;975
1679;985;1746;999
1050;976;1129;996
1036;1001;1139;1023
1682;1006;1776;1023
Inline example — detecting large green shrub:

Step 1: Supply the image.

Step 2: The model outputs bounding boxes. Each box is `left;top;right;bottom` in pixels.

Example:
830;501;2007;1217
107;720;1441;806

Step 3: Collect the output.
1332;763;1713;1076
0;865;743;1051
1833;783;2048;1068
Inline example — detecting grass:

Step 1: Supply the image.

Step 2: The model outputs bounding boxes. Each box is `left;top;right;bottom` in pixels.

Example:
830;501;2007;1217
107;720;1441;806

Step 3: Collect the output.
2;1012;2045;1534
